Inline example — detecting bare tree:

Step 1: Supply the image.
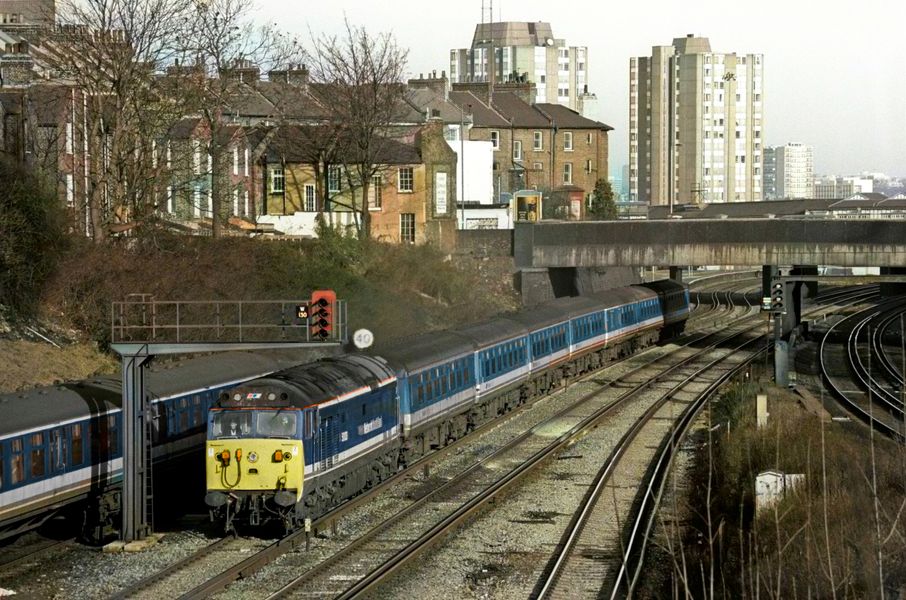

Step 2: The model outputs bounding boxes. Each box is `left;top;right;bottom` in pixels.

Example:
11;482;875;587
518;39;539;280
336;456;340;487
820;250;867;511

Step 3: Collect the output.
44;0;195;240
177;0;304;237
308;18;408;238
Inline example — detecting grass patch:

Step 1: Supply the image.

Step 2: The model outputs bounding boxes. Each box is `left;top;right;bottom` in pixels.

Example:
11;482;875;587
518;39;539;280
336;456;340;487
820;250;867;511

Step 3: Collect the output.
656;383;906;598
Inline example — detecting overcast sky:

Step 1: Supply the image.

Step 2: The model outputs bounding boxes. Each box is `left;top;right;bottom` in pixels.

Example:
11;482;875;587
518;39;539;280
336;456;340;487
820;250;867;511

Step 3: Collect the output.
252;0;906;178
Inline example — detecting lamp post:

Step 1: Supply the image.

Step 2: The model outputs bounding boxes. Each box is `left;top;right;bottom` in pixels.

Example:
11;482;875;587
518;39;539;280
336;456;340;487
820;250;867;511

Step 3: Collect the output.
458;104;472;229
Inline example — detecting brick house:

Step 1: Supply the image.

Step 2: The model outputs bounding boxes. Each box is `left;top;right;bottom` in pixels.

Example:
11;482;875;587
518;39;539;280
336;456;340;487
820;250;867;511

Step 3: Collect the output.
449;90;611;206
261;122;457;247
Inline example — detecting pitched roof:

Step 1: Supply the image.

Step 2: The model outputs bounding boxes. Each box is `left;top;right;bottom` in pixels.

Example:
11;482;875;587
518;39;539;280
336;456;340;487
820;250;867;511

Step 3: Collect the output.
255;81;329;121
448;91;509;128
168;117;202;139
535;103;613;131
490;92;548;127
265;124;421;165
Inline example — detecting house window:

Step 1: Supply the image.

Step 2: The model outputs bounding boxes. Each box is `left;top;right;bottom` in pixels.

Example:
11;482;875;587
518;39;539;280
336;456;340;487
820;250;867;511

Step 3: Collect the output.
192;140;202;174
564;132;573;151
398;167;413;192
166;142;172;169
193;186;201;217
585;159;593;173
166;186;173;213
244;190;249;216
533;162;543;171
270;167;285;193
368;176;382;209
65;174;74;206
563;162;573;184
533;131;543;150
232;147;239;175
586;133;592;145
243;148;249;176
304;184;316;211
65;122;73;154
490;130;500;150
232;189;239;215
400;213;415;243
513;140;522;161
328;166;341;192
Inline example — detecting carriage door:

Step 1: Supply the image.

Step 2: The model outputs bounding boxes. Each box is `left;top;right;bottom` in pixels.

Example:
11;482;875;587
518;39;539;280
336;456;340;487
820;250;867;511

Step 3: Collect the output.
50;428;68;475
319;415;337;471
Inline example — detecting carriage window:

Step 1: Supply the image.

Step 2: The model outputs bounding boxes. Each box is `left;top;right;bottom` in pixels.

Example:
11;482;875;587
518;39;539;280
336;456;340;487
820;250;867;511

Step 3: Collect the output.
0;446;3;489
10;439;24;484
30;433;45;478
193;396;203;425
179;398;189;431
71;423;83;465
108;415;118;454
362;403;367;416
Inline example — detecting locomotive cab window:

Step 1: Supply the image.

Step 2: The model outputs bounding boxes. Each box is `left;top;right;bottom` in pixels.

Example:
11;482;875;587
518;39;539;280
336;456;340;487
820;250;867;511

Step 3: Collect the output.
212;412;252;438
257;411;297;438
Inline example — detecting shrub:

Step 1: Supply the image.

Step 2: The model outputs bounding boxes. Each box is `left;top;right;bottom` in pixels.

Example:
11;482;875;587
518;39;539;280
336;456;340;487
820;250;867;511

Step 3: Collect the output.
0;158;66;315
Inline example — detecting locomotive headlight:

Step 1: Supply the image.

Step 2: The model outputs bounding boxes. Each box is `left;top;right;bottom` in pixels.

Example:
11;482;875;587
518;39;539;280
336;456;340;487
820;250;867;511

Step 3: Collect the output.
247;451;258;463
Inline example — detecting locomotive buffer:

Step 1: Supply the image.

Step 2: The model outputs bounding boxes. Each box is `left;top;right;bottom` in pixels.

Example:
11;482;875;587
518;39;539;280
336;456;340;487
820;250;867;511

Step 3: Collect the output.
110;292;345;543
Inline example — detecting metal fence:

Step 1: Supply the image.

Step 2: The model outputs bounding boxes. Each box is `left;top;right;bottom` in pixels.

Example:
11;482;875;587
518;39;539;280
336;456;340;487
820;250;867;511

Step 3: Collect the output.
111;295;347;344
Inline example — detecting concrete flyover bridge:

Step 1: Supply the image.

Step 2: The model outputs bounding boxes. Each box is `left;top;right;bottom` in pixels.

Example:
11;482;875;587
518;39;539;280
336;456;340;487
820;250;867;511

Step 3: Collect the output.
514;219;906;270
513;218;906;308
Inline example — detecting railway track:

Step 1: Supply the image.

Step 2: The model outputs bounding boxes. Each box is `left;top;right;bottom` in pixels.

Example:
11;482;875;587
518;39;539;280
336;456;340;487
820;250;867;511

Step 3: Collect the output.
821;296;906;439
109;283;865;599
136;302;751;599
533;324;762;598
264;300;802;599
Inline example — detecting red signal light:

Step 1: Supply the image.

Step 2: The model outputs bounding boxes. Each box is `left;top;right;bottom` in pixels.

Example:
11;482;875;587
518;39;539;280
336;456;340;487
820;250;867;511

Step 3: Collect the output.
309;290;336;340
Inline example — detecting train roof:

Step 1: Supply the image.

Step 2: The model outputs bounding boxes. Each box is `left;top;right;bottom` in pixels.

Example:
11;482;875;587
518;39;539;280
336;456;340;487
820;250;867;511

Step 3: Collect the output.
633;279;689;295
454;317;529;348
587;285;658;307
374;330;475;372
0;351;308;439
225;354;395;409
0;380;121;439
505;296;603;330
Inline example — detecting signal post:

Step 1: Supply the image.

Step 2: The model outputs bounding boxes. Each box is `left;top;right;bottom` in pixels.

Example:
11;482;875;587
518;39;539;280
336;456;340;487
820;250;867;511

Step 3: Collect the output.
110;292;346;545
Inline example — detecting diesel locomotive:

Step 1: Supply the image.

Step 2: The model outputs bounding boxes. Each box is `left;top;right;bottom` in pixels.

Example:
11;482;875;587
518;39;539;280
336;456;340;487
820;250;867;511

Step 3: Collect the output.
204;280;691;533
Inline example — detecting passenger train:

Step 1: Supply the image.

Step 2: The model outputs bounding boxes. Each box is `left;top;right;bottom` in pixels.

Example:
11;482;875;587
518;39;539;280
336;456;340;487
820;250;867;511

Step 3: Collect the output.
204;280;691;532
0;352;304;543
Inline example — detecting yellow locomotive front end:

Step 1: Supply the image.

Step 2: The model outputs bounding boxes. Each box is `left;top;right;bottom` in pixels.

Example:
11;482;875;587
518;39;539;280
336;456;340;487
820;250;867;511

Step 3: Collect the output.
204;406;305;532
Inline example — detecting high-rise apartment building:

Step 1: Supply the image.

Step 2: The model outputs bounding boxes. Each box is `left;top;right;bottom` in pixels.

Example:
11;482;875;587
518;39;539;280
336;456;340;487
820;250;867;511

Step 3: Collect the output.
774;143;814;199
629;35;764;205
450;21;590;112
762;146;777;200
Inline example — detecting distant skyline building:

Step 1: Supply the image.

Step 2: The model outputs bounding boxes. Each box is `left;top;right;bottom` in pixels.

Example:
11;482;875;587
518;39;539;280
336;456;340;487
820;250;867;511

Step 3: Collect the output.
763;146;777;200
814;176;873;199
449;21;591;112
629;34;764;205
774;143;813;199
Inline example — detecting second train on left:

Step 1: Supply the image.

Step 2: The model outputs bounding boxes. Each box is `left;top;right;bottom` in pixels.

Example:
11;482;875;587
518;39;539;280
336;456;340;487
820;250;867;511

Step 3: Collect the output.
204;280;690;532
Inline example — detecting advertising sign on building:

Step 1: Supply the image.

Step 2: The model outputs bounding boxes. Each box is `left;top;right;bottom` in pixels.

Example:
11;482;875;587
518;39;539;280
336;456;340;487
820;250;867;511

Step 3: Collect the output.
435;172;448;216
513;190;542;222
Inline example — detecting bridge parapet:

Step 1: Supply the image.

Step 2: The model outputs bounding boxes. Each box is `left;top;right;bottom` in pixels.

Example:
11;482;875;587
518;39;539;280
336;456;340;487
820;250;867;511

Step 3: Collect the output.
514;219;906;268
